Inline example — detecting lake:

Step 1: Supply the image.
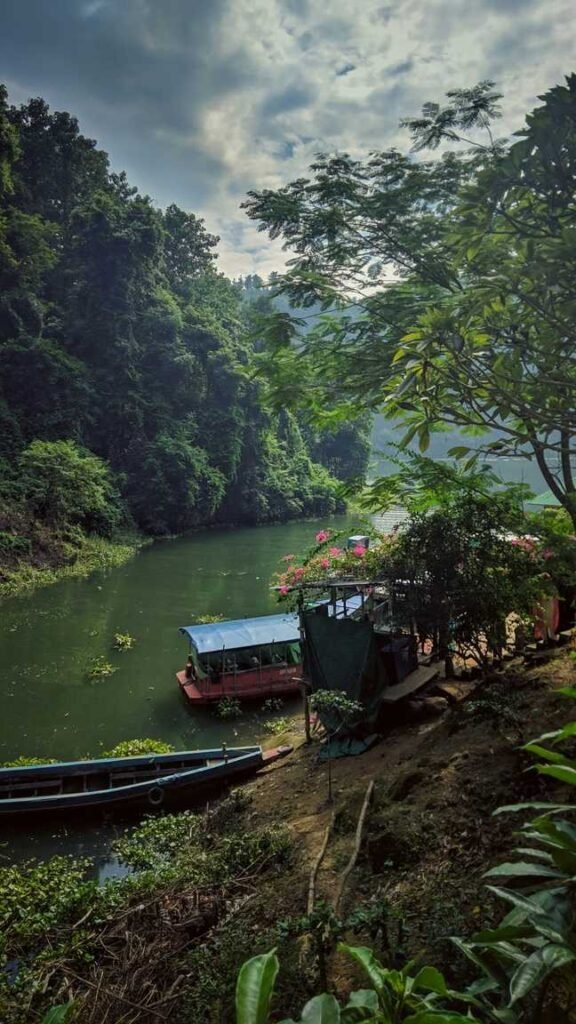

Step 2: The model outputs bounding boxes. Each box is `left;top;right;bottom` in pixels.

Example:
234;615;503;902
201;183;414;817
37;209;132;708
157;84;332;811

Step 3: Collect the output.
0;517;362;763
0;516;362;869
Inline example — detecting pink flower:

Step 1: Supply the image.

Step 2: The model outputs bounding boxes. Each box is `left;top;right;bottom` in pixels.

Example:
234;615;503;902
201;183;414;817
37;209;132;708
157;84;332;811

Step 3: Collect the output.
293;567;305;579
329;547;343;557
279;585;290;596
320;558;330;569
543;548;553;560
315;530;330;543
352;545;366;557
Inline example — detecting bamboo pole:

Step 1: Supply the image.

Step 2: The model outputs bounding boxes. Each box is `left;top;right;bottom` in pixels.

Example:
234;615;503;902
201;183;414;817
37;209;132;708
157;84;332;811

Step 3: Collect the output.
334;779;375;914
308;811;335;914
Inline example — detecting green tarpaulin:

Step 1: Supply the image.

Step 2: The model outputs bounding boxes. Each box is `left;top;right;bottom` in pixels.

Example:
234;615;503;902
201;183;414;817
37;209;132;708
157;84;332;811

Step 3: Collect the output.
304;610;392;754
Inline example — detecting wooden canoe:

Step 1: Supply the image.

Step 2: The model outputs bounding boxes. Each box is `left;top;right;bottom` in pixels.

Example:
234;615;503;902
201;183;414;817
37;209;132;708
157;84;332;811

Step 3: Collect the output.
0;745;292;816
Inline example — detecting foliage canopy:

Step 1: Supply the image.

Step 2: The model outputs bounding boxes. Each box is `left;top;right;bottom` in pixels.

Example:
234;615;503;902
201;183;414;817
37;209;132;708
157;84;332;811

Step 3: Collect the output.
244;76;576;524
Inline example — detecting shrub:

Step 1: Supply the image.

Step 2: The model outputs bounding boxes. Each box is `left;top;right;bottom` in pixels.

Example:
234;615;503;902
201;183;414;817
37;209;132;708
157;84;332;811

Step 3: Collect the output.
18;439;122;536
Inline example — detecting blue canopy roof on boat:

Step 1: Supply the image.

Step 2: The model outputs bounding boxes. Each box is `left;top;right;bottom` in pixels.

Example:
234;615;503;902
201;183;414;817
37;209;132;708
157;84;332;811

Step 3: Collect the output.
180;614;300;654
180;595;365;655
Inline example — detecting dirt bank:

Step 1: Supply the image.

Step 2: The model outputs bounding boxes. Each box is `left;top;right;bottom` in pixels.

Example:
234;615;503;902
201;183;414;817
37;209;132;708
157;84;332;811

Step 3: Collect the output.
238;648;575;1016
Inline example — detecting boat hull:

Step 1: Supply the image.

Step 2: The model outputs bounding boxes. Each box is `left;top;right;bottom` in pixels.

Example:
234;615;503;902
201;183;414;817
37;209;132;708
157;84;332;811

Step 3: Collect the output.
177;665;302;704
0;746;292;817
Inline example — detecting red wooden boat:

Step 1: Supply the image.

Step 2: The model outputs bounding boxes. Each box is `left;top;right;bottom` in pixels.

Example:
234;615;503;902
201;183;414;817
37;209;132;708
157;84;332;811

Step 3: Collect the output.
177;613;303;704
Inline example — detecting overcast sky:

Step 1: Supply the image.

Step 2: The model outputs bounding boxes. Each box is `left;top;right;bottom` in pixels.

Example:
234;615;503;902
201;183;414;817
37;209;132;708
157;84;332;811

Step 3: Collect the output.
1;0;574;278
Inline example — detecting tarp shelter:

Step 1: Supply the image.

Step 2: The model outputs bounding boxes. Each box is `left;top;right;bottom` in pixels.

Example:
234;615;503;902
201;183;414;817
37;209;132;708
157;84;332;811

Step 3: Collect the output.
303;611;393;757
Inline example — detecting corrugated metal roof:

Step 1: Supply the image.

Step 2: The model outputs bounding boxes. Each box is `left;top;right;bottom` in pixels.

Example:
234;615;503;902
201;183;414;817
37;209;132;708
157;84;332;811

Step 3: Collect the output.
180;614;300;654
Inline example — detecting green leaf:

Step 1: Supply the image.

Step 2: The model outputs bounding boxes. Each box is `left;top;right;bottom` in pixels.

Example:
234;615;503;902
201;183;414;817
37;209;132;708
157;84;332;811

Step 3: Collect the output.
494;802;576;815
345;991;379;1012
41;1007;75;1024
235;949;279;1024
484;861;564;879
446;446;472;458
300;994;341;1023
339;945;387;994
471;925;534;944
485;886;549;918
404;1013;479;1024
418;426;430;453
450;937;499;981
558;687;576;699
538;765;576;786
508;950;547;1004
412;966;448;995
523;743;572;766
509;945;575;1006
553;721;576;744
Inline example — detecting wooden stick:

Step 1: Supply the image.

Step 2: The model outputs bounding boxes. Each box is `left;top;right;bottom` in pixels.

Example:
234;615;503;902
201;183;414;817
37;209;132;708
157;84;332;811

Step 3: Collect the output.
308;811;335;914
301;682;312;744
334;780;375;914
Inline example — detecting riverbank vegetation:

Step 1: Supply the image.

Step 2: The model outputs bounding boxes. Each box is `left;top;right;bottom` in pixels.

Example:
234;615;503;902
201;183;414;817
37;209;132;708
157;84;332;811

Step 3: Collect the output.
0;86;370;598
3;650;576;1023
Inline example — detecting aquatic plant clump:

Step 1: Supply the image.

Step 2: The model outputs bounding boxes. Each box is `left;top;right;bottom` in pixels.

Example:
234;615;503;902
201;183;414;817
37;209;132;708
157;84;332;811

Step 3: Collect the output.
264;716;291;736
112;632;135;651
99;738;175;758
0;755;58;768
262;697;284;712
217;696;243;719
86;656;117;680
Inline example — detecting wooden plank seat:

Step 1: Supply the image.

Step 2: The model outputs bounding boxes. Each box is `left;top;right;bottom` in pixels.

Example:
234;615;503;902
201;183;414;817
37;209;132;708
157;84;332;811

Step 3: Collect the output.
381;664;439;704
0;777;64;795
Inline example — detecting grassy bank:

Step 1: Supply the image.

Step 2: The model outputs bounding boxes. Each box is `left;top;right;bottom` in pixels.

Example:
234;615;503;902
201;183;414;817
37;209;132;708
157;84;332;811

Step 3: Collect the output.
0;531;145;602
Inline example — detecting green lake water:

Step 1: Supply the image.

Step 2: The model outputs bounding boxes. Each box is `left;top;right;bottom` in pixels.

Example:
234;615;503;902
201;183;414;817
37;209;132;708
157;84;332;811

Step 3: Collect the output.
0;517;359;762
0;517;357;869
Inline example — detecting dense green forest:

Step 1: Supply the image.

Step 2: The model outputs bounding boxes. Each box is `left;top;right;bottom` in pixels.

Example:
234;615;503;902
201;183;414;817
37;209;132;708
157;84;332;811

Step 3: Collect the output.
0;87;369;586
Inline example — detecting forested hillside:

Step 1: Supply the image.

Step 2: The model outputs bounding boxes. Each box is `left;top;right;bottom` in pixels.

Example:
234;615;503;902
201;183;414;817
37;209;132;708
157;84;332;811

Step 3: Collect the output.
0;88;367;590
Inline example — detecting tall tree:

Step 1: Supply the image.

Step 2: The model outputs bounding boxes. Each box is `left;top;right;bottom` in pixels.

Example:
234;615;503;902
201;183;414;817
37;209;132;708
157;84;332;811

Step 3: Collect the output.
0;85;344;551
244;77;576;524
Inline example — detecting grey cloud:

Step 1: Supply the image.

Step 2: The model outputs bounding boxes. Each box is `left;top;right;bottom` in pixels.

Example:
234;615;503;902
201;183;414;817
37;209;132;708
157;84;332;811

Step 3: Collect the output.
336;62;357;76
283;0;310;14
0;0;261;211
389;59;414;76
261;83;316;117
481;0;538;9
1;0;248;133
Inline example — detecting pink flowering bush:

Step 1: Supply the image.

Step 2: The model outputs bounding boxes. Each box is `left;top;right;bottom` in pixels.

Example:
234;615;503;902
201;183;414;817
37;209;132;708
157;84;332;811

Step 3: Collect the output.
272;528;395;602
315;530;331;543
